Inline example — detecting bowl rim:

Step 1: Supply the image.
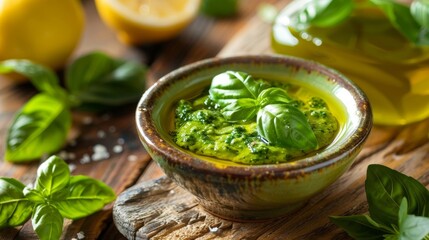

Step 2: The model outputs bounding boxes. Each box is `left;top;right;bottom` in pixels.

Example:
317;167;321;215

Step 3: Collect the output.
136;55;372;179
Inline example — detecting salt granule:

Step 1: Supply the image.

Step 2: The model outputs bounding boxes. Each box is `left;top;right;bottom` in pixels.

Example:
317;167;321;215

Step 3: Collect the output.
92;144;110;161
113;145;123;153
80;154;91;164
127;155;137;162
77;231;85;239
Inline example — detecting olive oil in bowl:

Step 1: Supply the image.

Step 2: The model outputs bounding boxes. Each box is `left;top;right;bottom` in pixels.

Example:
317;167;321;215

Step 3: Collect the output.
272;0;429;125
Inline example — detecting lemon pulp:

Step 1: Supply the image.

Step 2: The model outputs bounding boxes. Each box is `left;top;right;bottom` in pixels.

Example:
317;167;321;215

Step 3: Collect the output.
95;0;200;44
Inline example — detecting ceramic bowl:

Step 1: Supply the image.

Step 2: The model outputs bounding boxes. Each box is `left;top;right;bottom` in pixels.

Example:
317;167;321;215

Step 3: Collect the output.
136;55;372;221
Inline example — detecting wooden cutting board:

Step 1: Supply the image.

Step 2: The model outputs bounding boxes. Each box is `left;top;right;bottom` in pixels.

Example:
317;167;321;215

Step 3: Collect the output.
113;3;429;240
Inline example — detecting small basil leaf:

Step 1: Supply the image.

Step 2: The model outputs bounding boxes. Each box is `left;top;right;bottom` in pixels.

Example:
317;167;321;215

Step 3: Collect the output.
0;178;33;227
257;87;291;107
400;215;429;239
411;0;429;28
220;99;258;121
35;156;70;197
5;94;72;162
54;175;115;220
398;197;409;227
0;60;67;101
389;197;429;240
257;104;318;150
32;204;63;240
329;215;393;239
209;71;269;107
65;51;146;109
370;0;429;45
365;164;429;228
293;0;354;28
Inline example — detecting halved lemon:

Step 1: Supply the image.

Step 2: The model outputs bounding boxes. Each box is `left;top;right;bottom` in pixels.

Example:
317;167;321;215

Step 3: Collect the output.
95;0;201;45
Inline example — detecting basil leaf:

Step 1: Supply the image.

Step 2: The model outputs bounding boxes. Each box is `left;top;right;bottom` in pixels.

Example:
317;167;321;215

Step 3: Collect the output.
5;94;72;162
220;98;258;121
257;87;291;107
293;0;354;27
65;52;146;109
54;175;115;220
257;103;318;150
365;164;429;228
209;71;269;107
411;0;429;28
32;204;63;240
370;0;429;45
0;60;67;101
329;215;393;239
392;198;429;240
0;178;33;227
35;156;70;197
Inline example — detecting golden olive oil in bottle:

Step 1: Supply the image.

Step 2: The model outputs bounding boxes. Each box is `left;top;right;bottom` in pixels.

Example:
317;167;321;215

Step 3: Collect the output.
271;0;429;125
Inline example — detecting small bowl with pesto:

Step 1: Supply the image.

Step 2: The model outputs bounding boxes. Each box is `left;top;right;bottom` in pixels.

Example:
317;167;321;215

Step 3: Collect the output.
136;55;372;221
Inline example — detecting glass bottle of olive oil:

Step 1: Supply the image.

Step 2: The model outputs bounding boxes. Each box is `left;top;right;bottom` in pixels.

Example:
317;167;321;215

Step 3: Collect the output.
271;0;429;125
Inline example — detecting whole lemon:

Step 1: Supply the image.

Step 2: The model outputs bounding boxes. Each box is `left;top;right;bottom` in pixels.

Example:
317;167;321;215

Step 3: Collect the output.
0;0;84;70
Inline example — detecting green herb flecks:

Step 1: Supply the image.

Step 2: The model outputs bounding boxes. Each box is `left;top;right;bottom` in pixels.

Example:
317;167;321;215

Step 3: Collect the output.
0;155;116;240
330;164;429;240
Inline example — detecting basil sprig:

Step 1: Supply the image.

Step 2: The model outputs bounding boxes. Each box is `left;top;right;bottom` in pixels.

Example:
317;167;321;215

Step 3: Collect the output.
209;71;317;151
330;164;429;239
0;52;146;162
293;0;429;45
0;155;116;240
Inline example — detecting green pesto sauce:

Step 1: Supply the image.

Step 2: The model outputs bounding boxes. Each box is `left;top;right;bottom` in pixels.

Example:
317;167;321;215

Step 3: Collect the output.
172;83;339;165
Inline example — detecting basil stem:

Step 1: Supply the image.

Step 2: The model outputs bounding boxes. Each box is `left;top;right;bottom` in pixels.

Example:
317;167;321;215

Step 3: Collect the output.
5;94;71;162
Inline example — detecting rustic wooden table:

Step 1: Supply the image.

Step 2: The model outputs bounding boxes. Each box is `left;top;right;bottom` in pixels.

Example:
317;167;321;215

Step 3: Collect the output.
1;0;428;239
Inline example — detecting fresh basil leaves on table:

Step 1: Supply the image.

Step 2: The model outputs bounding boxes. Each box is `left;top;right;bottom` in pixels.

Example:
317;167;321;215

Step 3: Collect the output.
0;155;116;240
331;164;429;239
0;52;146;162
208;71;318;150
293;0;429;45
